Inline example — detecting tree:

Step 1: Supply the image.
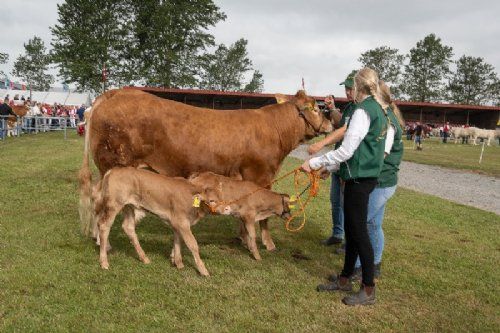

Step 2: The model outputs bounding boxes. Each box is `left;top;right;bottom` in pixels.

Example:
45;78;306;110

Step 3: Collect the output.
244;70;264;93
447;55;498;105
401;34;453;102
489;78;500;106
51;0;134;93
358;46;405;97
12;36;54;91
198;39;255;91
0;52;8;78
131;0;226;88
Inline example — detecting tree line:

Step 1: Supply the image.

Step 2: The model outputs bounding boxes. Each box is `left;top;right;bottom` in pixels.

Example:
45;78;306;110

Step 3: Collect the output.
2;2;499;106
358;34;499;106
2;0;264;94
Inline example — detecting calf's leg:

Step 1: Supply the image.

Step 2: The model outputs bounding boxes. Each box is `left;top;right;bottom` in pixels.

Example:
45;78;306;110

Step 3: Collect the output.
177;222;209;276
260;219;276;251
98;207;120;269
244;217;262;260
122;206;150;264
170;230;184;269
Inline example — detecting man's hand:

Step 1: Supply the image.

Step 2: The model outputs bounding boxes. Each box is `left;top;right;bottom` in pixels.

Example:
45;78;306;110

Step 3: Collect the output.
300;160;312;173
307;141;324;155
324;95;335;109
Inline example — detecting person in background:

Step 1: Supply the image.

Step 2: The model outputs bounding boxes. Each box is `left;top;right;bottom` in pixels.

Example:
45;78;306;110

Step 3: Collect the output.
302;67;388;306
443;121;450;143
77;104;86;122
414;121;423;150
308;70;357;247
0;97;16;139
69;106;77;128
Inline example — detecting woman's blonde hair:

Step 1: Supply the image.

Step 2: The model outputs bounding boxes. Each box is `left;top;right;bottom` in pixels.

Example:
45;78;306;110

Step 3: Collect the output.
378;80;405;128
353;67;389;112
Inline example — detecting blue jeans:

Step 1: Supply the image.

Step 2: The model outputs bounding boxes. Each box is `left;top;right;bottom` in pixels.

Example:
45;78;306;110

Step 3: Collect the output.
330;173;344;238
355;185;396;267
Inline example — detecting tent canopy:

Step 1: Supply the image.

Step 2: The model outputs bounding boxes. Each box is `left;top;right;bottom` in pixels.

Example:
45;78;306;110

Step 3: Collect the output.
0;89;92;106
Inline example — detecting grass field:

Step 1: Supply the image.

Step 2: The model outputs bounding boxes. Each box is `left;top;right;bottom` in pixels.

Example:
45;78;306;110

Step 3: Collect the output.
402;137;500;177
1;132;499;332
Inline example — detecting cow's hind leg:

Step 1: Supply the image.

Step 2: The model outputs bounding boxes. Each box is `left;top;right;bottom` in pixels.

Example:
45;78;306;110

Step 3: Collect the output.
122;206;150;264
176;222;209;276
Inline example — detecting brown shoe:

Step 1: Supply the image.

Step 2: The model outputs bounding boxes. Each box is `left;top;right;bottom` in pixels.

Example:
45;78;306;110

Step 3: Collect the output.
342;285;376;306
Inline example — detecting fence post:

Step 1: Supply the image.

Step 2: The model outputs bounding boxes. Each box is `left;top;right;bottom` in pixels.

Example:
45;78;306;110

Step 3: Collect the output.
479;141;485;164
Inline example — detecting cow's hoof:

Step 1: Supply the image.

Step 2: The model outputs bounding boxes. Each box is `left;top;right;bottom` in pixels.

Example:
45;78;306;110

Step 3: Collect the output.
100;262;109;270
142;256;151;264
175;261;184;269
199;270;210;277
265;243;276;251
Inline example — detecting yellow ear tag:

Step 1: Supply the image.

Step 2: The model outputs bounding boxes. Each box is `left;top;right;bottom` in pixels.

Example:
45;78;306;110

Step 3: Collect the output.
193;196;201;208
289;204;296;209
290;195;297;203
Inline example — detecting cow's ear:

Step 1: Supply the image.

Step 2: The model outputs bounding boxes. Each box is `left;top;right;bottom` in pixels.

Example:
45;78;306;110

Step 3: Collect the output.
295;90;307;99
275;94;289;104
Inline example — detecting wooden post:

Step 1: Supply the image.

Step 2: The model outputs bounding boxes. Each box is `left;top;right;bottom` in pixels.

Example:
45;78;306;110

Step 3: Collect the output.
212;98;215;109
466;110;470;125
240;98;243;109
419;108;423;122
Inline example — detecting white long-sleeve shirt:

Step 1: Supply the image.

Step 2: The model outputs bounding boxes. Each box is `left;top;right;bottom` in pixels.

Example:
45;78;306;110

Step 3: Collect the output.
309;108;370;172
309;108;395;172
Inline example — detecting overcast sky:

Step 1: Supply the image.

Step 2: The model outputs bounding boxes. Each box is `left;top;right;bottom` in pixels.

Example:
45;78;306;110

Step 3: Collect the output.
2;0;499;97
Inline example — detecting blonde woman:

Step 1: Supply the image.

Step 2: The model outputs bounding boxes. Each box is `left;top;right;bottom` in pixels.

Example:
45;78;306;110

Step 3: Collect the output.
301;67;388;306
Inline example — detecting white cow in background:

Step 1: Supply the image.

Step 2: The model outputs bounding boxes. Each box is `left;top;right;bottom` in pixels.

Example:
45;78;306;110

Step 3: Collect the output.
451;127;470;144
468;127;497;146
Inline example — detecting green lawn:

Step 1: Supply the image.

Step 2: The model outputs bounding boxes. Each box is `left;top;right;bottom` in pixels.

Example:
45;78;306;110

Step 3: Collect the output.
1;132;499;332
402;137;500;177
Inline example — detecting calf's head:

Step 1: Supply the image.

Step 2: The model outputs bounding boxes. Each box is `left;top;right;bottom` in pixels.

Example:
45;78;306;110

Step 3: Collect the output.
275;90;333;139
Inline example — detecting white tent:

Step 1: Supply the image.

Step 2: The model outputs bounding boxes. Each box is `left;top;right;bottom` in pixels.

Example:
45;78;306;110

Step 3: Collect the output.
1;89;92;106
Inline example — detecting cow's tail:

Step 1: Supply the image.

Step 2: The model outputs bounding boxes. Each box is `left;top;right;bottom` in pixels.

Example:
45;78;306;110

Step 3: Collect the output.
78;112;95;237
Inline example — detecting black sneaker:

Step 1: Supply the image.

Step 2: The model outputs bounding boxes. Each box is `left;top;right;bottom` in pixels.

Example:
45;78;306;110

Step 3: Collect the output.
342;285;376;306
321;236;343;246
317;277;353;292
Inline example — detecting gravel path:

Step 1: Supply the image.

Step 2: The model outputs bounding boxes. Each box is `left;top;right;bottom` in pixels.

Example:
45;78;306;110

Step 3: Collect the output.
288;144;500;215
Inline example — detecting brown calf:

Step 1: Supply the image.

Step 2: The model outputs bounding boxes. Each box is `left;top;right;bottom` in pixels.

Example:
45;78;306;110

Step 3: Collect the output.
189;172;292;261
93;167;221;276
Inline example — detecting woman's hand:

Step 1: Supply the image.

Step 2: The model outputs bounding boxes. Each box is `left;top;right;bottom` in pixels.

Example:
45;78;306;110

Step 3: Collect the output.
319;168;330;180
308;141;324;155
300;160;312;173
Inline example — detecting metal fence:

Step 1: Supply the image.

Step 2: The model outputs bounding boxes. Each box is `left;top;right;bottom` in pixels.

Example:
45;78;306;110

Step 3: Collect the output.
0;115;77;141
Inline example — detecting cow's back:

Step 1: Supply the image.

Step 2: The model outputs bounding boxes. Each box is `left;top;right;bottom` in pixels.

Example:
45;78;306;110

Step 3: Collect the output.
90;90;287;184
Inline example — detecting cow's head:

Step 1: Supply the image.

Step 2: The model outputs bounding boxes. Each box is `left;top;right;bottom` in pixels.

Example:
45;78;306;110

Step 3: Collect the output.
275;90;333;139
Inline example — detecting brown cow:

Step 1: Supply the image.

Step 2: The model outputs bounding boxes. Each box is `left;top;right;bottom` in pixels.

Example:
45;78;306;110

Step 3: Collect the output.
188;172;292;261
79;88;332;251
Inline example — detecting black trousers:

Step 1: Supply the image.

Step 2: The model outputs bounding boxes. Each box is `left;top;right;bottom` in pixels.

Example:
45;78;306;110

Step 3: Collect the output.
341;177;378;287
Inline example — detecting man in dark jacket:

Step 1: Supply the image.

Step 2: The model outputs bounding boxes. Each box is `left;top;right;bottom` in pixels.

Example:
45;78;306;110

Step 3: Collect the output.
0;98;16;139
